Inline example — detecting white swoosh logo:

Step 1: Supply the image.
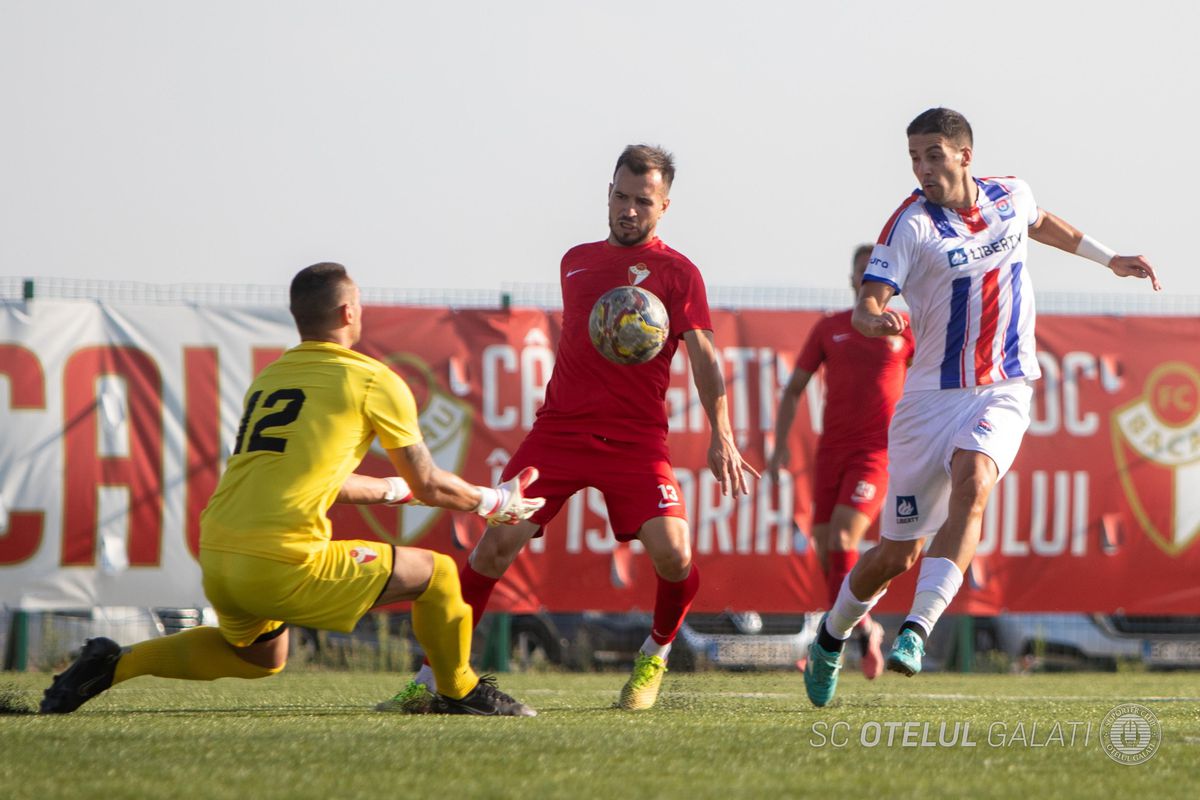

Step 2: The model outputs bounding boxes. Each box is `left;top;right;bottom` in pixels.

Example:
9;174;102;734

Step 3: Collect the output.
832;333;852;342
566;268;587;278
658;501;681;509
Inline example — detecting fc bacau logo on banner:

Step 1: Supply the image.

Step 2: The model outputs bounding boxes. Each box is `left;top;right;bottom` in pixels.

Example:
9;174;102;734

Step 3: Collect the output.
1111;362;1200;555
357;352;473;546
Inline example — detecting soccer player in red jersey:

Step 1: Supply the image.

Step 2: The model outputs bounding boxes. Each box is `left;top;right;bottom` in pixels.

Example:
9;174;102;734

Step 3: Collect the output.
768;245;914;679
383;144;755;713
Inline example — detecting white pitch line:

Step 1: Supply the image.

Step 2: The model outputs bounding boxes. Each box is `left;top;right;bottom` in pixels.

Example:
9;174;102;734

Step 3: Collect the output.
520;688;1200;704
912;694;1200;703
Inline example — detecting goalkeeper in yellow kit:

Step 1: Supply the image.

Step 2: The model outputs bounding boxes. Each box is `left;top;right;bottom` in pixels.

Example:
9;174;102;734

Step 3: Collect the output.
41;263;542;716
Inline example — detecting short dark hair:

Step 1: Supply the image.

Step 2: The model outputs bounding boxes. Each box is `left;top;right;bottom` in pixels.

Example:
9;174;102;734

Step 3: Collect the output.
907;107;973;147
853;243;874;264
289;262;354;333
614;144;676;191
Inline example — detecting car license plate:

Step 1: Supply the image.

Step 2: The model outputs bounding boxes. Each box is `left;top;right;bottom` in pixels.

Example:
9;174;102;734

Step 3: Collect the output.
713;637;800;667
1143;639;1200;665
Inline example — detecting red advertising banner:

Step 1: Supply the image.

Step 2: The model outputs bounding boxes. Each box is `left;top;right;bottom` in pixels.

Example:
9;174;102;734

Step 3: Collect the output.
3;301;1198;614
327;308;1200;616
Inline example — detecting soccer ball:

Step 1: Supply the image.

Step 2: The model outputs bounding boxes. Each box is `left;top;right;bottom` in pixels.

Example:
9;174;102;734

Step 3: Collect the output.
588;285;670;365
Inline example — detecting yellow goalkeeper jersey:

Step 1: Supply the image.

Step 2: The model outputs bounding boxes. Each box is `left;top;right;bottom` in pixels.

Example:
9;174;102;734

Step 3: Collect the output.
200;340;422;563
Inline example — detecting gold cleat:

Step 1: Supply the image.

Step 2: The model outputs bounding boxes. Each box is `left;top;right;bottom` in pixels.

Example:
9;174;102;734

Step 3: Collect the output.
616;653;667;710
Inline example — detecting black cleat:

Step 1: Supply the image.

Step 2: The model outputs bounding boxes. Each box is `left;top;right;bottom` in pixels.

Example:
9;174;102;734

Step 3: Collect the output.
40;637;123;714
431;674;537;717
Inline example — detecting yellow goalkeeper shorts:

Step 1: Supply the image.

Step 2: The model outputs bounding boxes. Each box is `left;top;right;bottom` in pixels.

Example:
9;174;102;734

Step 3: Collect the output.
199;540;395;647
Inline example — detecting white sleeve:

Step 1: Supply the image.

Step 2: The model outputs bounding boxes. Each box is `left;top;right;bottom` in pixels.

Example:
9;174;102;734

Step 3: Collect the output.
864;212;919;294
1007;178;1039;226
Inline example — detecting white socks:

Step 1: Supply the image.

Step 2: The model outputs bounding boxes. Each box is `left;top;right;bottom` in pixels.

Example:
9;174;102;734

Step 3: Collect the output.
825;577;886;641
414;663;435;689
640;636;672;661
905;557;964;636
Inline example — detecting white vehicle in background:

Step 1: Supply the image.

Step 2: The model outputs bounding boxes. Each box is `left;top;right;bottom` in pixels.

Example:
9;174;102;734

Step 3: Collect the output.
987;614;1200;670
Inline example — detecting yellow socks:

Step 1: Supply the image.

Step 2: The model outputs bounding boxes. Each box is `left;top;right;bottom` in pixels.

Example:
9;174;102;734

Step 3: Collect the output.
411;552;478;700
113;626;283;685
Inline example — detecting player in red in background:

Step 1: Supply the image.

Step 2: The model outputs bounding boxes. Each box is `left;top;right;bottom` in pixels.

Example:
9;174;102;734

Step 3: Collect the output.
768;244;914;679
381;144;755;713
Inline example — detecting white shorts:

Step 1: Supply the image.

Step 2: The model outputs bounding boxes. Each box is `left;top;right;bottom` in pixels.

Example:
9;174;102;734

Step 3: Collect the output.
881;379;1033;542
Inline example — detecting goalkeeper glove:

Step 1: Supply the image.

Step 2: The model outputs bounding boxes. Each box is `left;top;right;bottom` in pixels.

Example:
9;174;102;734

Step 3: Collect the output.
474;467;545;525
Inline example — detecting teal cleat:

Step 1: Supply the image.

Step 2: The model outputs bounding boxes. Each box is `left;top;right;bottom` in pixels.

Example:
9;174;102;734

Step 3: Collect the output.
803;618;844;708
886;628;925;676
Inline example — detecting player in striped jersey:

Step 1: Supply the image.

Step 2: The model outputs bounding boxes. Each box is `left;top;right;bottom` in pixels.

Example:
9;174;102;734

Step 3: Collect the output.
804;107;1161;707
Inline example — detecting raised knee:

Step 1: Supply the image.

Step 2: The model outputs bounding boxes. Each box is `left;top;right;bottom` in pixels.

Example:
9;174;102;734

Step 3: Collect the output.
425;552;460;599
469;526;529;575
653;548;692;582
952;476;993;514
880;547;921;578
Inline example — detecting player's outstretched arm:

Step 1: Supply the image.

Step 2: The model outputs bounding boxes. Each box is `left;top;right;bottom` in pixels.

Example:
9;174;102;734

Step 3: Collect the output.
385;442;544;524
768;366;813;482
1029;209;1162;291
852;281;907;337
684;329;759;496
335;473;414;505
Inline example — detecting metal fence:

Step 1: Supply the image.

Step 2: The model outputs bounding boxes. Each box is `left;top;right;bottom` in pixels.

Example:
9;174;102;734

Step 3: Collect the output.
7;606;1200;676
4;276;1198;315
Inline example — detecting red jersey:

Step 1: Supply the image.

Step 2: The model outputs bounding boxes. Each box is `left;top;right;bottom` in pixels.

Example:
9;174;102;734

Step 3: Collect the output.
535;238;713;442
795;309;914;452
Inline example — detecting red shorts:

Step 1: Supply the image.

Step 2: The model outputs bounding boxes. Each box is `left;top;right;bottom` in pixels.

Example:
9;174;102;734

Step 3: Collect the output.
811;446;888;525
500;428;686;541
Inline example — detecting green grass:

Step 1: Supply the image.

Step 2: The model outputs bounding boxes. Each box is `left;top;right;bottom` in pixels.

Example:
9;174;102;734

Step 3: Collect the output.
2;670;1197;799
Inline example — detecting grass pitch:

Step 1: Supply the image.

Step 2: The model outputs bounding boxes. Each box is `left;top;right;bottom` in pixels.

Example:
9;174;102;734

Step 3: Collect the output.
1;669;1196;799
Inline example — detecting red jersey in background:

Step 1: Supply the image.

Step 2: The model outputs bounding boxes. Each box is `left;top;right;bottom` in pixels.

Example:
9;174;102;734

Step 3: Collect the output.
795;309;914;452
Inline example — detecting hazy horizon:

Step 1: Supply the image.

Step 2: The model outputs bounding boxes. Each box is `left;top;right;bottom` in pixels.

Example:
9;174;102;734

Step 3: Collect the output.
2;1;1194;300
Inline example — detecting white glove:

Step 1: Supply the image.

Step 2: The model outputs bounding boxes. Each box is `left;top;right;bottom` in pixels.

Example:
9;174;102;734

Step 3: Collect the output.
474;467;545;526
383;476;415;506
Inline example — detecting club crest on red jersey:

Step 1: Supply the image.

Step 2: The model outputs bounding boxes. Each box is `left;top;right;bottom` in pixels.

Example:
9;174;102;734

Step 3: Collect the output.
628;263;650;285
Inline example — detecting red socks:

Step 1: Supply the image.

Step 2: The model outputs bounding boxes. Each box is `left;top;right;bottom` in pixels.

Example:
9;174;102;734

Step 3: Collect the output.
432;563;701;655
826;549;858;608
458;563;499;630
826;549;873;631
650;563;701;645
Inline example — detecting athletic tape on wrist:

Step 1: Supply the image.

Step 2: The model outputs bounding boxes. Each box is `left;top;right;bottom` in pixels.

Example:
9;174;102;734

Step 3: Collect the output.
383;476;411;505
475;486;501;515
1076;234;1116;267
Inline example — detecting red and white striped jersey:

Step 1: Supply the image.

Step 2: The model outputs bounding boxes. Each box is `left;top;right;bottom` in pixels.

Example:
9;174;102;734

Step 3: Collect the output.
864;177;1042;391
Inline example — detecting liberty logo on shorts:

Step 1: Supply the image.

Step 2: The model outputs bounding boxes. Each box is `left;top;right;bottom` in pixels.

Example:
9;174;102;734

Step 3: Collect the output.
974;418;995;436
349;546;379;565
947;248;969;268
896;495;919;524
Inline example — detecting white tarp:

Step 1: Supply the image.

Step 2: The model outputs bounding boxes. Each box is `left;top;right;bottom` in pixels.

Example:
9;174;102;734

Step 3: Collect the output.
1;298;296;609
